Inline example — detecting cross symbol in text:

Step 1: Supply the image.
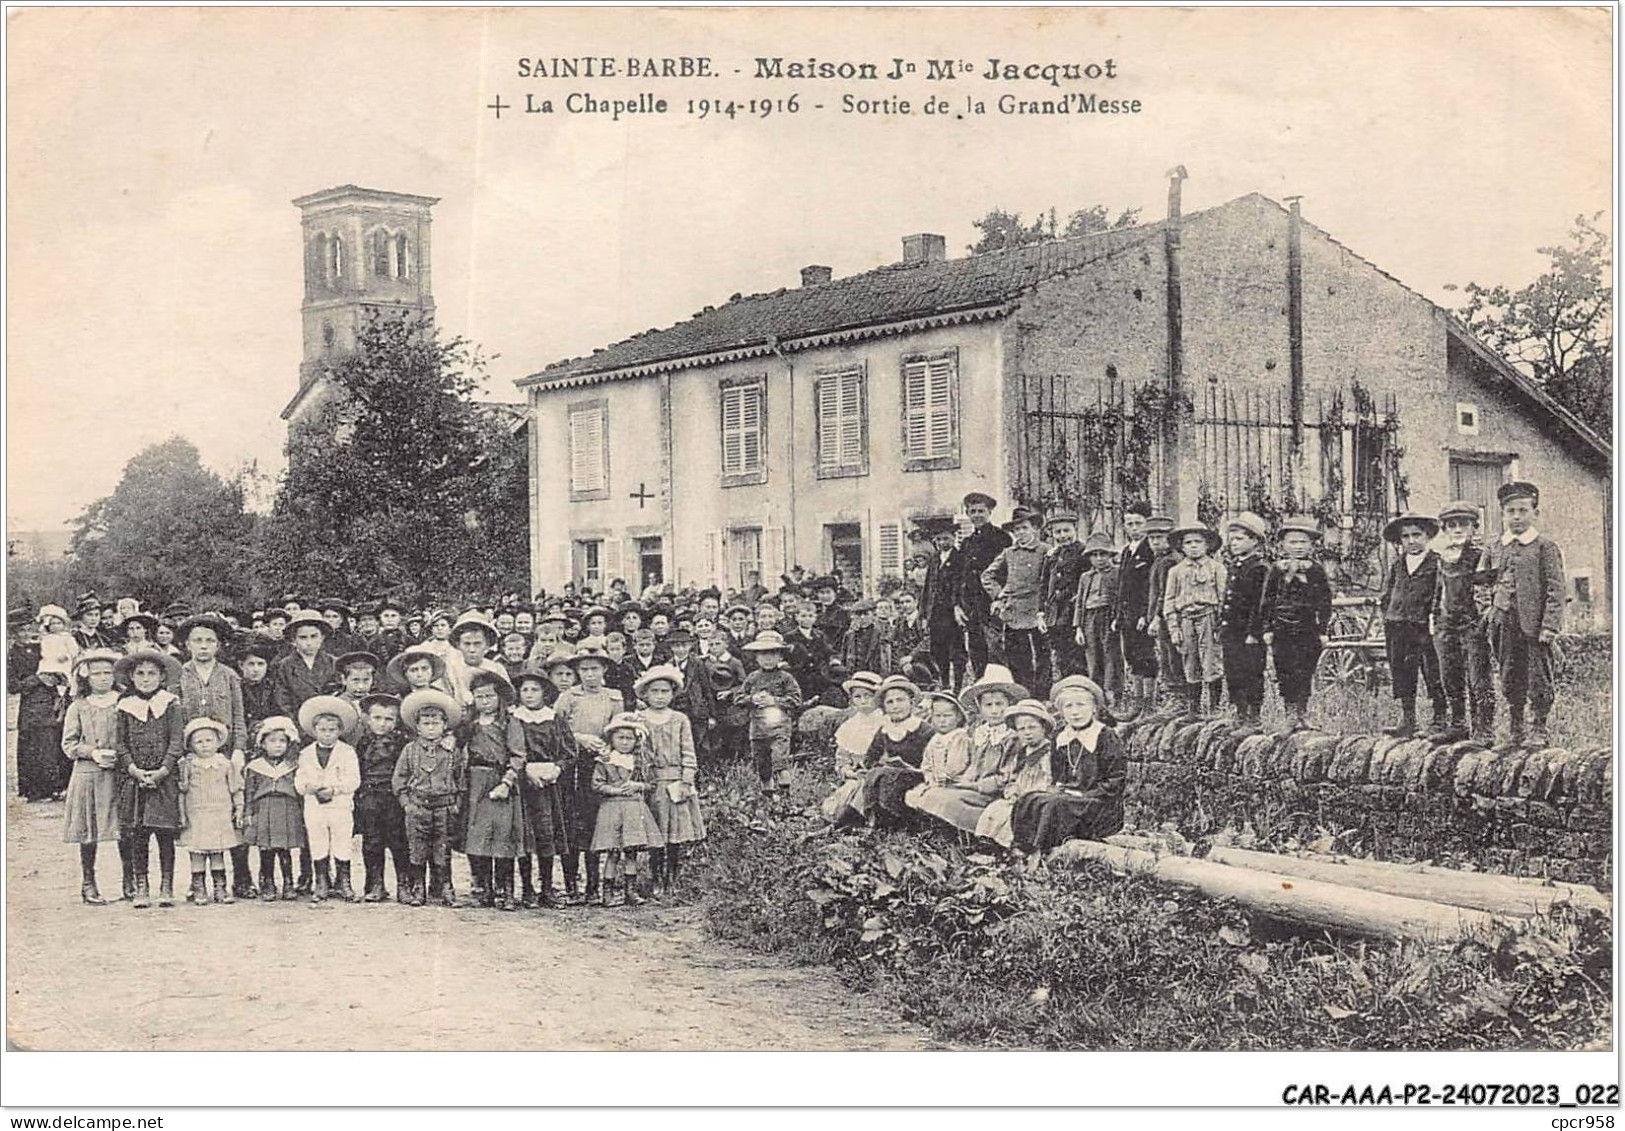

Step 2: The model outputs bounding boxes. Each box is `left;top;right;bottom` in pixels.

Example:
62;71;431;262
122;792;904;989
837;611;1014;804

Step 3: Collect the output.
487;95;509;119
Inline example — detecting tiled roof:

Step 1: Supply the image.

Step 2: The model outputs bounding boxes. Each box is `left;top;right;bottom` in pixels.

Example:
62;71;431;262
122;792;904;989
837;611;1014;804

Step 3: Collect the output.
519;220;1165;386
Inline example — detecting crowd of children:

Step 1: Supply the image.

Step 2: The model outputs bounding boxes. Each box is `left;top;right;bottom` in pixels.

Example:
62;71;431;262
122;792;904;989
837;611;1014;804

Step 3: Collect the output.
15;479;1566;904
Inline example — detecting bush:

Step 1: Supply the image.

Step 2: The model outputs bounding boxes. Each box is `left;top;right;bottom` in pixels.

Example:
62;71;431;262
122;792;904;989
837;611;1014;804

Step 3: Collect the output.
692;767;1612;1050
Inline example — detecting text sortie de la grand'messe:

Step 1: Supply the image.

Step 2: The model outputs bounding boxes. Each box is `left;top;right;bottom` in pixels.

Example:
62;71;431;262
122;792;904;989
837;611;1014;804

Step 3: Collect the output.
495;55;1141;121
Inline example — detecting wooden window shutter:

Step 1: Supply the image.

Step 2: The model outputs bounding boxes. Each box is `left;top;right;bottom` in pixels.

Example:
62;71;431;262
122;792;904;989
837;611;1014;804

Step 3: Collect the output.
720;386;744;475
570;404;607;494
878;521;902;576
900;350;959;470
604;537;625;588
902;359;929;457
816;377;839;468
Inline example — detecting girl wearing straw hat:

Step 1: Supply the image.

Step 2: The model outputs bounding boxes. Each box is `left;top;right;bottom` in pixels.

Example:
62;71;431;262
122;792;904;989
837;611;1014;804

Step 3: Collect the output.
115;648;187;907
821;672;884;825
973;699;1056;849
1011;676;1125;853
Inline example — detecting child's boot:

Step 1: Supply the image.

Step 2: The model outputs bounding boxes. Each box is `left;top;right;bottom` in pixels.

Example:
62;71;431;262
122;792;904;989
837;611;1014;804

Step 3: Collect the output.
1493;706;1526;754
259;856;277;901
80;847;106;905
406;865;425;906
312;858;330;903
584;854;602;904
212;868;234;904
625;875;645;907
1206;680;1224;718
132;874;151;909
537;860;560;909
296;848;313;897
1431;702;1469;744
1470;699;1495;745
188;872;208;906
157;873;175;908
519;856;538;909
1181;683;1201;722
1383;697;1417;738
437;867;457;908
1427;699;1450;737
333;860;358;902
232;846;257;900
119;844;135;901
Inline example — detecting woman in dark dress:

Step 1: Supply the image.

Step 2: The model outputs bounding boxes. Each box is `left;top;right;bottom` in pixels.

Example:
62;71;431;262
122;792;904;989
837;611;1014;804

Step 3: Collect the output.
1011;675;1125;853
17;606;76;801
857;675;932;827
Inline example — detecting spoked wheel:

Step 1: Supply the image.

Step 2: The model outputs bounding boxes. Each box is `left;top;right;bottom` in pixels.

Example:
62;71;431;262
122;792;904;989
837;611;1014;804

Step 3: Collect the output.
1314;646;1372;692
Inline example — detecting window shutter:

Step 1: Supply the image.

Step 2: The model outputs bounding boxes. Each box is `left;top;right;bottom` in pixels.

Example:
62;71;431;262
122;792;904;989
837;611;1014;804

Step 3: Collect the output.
878;522;902;576
570;405;606;493
817;378;839;468
741;384;762;471
903;359;929;457
604;537;625;588
720;380;766;478
925;356;954;457
839;371;865;466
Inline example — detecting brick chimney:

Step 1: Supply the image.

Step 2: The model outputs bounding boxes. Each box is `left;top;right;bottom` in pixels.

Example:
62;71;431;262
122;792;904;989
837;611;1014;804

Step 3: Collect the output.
800;264;832;287
902;233;946;264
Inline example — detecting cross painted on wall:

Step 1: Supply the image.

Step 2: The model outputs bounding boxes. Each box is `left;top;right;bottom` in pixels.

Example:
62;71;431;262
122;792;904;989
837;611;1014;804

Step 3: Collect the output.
629;482;655;509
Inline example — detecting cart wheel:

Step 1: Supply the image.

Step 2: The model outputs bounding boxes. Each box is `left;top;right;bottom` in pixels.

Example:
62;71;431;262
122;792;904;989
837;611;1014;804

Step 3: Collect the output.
1315;648;1371;692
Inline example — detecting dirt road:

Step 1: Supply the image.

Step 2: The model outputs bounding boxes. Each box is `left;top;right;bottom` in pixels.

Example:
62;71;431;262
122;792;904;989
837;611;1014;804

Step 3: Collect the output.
6;745;934;1051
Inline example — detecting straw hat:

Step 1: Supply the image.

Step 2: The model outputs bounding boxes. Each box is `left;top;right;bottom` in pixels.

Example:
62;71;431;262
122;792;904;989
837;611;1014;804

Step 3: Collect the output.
922;690;967;723
1050;674;1106;710
602;712;647;740
386;646;447;689
284;609;331;637
183;717;231;746
72;647;123;678
297;694;360;737
1226;511;1268;542
400;688;462;731
842;670;883;696
875;674;922;702
1003;698;1056;732
1382;512;1440;544
114;647;182;689
452;610;500;647
633;663;685;699
36;604;69;627
743;630;789;653
957;663;1029;716
1278;515;1323;540
1170;523;1222;553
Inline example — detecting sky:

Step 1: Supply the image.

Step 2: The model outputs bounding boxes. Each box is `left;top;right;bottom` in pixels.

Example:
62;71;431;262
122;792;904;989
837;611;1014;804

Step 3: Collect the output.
5;6;1613;532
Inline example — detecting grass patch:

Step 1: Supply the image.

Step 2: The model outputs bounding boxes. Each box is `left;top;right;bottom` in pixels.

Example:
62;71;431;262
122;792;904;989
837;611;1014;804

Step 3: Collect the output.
690;765;1612;1051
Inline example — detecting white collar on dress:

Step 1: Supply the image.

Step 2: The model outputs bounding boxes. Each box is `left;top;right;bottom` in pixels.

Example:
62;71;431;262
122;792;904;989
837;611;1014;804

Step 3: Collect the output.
117;690;176;721
511;705;556;723
879;715;922;741
1501;527;1539;546
246;756;295;778
1055;719;1105;752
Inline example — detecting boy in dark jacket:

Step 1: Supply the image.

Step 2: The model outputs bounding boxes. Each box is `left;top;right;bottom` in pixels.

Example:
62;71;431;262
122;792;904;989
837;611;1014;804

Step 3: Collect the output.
1220;513;1270;726
1478;481;1565;751
1379;513;1446;737
1431;500;1494;743
1258;516;1333;731
1037;509;1089;680
354;693;407;902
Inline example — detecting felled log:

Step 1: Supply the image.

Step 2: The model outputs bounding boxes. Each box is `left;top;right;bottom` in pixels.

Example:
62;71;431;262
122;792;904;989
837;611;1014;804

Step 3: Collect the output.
1205;845;1610;918
1049;839;1511;944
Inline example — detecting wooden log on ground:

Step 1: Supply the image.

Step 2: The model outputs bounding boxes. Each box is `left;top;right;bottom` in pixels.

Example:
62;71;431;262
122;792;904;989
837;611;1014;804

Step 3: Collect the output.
1205;845;1610;917
1049;839;1513;944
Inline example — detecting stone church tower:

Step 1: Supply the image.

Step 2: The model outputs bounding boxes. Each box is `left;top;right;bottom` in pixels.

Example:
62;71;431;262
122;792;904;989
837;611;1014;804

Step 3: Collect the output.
282;185;439;424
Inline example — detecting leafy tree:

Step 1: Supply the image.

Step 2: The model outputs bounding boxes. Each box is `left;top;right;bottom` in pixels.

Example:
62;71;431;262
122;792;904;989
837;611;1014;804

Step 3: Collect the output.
257;312;528;606
1452;212;1613;438
968;204;1141;254
65;436;259;609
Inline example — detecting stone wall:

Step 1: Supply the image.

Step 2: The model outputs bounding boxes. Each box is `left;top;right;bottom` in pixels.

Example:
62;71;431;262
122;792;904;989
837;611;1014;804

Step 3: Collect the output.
1117;714;1613;888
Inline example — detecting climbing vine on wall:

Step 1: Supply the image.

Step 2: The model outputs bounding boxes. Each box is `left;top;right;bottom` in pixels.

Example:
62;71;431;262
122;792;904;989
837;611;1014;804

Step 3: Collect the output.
1037;380;1185;522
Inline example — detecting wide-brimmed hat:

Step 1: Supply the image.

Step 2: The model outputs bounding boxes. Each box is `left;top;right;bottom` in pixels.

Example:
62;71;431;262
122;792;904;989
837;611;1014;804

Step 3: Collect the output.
120;613;161;639
1004;698;1056;733
743;630;789;653
317;597;353;620
1050;674;1106;710
183;716;231;746
1082;531;1116;555
452;611;499;647
386;646;447;688
1003;505;1042;532
1171;523;1222;553
843;670;883;696
875;674;922;702
962;491;997;510
336;651;381;673
400;688;463;731
922;690;968;723
298;694;359;737
284;609;331;637
177;612;235;645
603;712;647;740
538;647;579;671
633;663;685;699
36;604;69;626
1437;500;1481;526
466;667;515;704
254;716;301;747
1382;512;1440;544
513;666;552;691
1043;508;1080;529
114;647;182;688
1496;480;1539;507
72;647;123;678
1277;515;1323;540
957;663;1029;716
1226;511;1268;542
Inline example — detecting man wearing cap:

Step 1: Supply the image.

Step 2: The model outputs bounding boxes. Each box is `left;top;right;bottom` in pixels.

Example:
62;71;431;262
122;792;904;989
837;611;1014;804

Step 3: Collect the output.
1478;480;1565;750
1038;509;1089;682
955;491;1012;681
1114;502;1160;716
980;505;1049;695
919;523;967;691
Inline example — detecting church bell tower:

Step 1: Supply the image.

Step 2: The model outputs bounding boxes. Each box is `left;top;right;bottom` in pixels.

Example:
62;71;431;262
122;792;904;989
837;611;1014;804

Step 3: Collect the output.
283;184;439;423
